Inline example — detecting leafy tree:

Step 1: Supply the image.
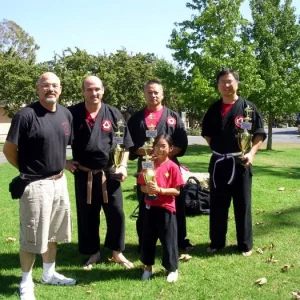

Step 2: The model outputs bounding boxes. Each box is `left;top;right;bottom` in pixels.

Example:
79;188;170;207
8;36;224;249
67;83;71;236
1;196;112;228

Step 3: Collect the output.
49;47;99;106
168;0;263;121
47;48;183;115
248;0;300;149
0;54;45;117
0;19;39;62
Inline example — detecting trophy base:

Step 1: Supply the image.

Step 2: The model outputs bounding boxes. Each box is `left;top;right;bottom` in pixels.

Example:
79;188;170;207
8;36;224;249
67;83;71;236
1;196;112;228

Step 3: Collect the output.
110;172;123;181
235;156;249;166
145;194;158;201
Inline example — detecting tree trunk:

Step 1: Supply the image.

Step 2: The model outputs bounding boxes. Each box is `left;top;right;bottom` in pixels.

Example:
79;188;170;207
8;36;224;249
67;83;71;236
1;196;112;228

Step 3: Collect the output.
266;112;273;150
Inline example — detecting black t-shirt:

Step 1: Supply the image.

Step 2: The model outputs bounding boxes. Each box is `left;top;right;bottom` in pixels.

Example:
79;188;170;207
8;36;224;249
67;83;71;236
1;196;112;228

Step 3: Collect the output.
6;101;73;178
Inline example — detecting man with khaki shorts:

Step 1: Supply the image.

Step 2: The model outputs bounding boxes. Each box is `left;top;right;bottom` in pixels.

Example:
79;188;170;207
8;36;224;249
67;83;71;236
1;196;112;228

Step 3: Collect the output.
3;72;76;300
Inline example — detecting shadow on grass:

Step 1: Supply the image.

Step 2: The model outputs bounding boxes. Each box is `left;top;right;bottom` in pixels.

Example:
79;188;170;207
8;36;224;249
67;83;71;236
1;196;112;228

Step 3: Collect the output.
253;165;300;179
254;205;300;237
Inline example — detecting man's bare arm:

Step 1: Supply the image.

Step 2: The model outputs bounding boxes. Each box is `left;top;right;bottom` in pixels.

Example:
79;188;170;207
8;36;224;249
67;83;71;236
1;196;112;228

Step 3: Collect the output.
204;136;211;146
3;141;19;169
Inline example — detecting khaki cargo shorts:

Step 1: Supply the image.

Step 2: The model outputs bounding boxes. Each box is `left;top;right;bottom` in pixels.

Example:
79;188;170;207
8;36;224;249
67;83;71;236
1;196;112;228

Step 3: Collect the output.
19;174;72;254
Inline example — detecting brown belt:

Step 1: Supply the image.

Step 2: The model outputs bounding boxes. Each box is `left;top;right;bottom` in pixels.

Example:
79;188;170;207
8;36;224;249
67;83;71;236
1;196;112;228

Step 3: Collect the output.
77;165;108;204
46;171;63;180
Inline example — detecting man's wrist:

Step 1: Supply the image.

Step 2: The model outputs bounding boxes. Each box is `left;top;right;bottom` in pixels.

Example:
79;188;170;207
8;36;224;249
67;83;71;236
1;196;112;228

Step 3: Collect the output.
119;164;128;169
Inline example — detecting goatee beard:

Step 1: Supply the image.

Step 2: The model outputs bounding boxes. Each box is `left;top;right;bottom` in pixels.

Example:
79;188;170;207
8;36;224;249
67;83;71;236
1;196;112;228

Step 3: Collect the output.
45;97;57;104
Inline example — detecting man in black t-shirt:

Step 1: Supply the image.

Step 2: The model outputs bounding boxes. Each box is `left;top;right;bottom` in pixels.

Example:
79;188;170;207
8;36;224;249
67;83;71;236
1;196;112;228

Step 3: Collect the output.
3;72;76;300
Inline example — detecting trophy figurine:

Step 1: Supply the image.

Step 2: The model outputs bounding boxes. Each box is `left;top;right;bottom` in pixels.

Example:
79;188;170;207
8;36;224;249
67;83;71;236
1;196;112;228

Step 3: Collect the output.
111;119;125;180
238;105;253;157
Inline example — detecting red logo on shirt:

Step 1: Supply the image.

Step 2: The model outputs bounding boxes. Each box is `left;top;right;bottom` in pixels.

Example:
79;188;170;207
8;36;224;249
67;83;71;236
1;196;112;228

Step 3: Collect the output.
167;117;176;126
101;120;112;131
234;116;244;128
62;122;70;136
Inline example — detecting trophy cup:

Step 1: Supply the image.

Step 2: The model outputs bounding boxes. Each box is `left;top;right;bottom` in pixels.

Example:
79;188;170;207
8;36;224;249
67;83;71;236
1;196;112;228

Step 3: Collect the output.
110;119;126;180
142;141;158;200
238;105;253;157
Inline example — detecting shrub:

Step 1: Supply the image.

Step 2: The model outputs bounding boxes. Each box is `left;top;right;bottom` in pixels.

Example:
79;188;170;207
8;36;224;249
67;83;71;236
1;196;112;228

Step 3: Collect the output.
186;127;202;136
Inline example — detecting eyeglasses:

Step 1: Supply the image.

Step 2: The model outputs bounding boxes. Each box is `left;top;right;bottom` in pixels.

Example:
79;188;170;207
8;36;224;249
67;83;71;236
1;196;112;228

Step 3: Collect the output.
41;83;61;90
154;144;169;149
218;80;237;86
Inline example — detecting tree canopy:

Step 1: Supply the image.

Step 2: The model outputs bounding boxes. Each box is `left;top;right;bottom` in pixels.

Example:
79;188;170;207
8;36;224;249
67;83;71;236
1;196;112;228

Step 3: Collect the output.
0;19;39;62
168;0;300;149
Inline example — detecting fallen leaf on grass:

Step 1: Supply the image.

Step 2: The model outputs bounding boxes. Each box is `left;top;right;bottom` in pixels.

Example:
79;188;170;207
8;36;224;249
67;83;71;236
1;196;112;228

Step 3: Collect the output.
83;264;93;271
179;254;192;261
292;291;300;299
158;289;164;296
256;248;264;254
255;277;267;286
255;222;264;226
6;237;16;242
255;209;265;214
278;187;285;191
86;290;92;294
259;242;275;252
281;264;294;272
266;255;279;263
275;211;283;215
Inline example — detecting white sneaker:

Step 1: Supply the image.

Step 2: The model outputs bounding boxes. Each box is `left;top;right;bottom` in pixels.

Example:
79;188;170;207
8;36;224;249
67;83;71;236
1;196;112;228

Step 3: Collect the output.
42;272;76;286
141;270;153;280
167;270;178;283
19;282;35;300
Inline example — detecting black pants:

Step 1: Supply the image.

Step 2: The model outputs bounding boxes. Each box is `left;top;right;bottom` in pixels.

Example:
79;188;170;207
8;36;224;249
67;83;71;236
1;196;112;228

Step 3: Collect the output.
209;158;253;252
140;206;178;272
74;170;125;255
136;185;189;250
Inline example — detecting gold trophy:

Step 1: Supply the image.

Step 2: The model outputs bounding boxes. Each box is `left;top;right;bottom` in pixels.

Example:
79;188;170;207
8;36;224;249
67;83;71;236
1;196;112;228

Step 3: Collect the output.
140;113;158;200
142;141;157;200
111;119;125;180
238;105;253;157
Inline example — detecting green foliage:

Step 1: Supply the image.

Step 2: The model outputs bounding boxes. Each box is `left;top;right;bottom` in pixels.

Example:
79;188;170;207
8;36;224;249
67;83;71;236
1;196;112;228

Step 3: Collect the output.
0;46;186;116
0;19;39;62
186;126;202;136
45;47;185;113
0;54;46;117
248;0;300;148
168;0;263;116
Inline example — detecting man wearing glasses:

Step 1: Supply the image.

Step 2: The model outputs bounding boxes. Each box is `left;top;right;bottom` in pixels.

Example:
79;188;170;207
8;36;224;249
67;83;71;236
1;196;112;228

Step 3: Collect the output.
3;72;76;300
201;69;266;257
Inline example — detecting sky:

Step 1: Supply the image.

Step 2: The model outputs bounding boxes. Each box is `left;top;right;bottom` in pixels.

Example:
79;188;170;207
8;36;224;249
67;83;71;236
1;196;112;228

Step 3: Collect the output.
1;0;300;63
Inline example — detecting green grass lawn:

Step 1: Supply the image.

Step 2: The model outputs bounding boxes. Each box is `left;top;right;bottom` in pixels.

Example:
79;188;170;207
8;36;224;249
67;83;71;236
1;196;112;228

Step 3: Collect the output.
0;145;300;300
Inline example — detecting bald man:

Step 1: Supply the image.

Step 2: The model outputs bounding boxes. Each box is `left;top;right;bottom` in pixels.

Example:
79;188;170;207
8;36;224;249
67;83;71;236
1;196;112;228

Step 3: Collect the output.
65;76;134;269
3;72;76;300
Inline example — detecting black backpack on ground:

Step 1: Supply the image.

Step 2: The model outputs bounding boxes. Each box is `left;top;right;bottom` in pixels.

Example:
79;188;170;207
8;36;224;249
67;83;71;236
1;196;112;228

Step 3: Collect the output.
183;176;210;216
